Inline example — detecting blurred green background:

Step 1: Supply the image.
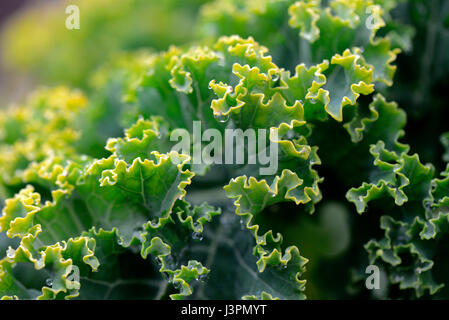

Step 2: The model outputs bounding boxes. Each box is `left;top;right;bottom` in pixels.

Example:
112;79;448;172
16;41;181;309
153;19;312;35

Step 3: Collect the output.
0;0;209;106
0;0;31;106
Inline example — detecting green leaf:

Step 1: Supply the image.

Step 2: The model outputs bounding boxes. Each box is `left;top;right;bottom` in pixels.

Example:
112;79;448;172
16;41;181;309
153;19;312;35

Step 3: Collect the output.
347;142;434;213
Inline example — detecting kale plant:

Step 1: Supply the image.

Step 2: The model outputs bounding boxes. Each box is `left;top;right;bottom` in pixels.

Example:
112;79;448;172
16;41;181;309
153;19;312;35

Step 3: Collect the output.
0;0;448;300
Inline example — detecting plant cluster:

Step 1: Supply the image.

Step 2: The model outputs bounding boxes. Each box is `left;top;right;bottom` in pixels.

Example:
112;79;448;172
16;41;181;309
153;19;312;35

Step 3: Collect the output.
0;0;448;299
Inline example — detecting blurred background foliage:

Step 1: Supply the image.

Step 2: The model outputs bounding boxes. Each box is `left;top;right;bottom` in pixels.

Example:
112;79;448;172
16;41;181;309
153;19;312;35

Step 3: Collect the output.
387;0;449;171
0;0;209;102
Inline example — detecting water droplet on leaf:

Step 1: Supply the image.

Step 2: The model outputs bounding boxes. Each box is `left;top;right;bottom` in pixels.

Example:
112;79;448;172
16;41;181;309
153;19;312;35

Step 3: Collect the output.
216;113;229;123
165;255;175;268
154;257;162;266
46;279;53;287
198;274;208;282
192;232;203;241
6;247;15;259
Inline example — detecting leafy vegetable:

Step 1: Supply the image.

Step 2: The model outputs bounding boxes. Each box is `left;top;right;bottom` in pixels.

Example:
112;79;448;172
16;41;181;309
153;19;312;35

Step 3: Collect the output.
1;0;449;300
